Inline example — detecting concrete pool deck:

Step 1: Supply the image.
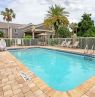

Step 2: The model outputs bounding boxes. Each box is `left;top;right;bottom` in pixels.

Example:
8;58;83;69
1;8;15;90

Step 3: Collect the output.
0;46;95;97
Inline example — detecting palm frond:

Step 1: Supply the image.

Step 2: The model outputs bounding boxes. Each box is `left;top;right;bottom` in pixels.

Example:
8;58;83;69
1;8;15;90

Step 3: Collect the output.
1;8;16;22
44;5;69;37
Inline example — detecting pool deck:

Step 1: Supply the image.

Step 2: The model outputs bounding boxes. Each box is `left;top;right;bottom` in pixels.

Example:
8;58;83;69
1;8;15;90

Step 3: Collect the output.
0;46;95;97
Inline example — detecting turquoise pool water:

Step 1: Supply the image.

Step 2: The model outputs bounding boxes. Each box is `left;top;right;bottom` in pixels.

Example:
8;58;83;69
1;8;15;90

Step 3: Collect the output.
10;48;95;91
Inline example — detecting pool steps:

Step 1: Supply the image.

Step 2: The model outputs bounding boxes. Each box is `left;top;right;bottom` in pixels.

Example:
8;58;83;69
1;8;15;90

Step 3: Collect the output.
84;44;95;60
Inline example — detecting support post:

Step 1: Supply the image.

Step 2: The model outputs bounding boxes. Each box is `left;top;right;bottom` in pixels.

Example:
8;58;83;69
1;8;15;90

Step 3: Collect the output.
32;31;35;39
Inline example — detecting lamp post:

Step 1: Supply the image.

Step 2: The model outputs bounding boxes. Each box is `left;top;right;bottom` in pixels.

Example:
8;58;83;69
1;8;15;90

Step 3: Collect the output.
32;26;35;39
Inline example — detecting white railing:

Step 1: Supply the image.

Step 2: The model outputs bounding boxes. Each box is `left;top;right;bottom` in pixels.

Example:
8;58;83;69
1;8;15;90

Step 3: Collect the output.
0;37;95;49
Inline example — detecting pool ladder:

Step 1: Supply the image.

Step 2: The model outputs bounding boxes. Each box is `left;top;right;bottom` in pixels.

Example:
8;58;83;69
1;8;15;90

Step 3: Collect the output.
84;45;95;60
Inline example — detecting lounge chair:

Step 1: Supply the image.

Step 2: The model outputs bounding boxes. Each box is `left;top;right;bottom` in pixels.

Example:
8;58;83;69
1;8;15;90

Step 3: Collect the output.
0;43;4;51
0;39;7;51
66;41;71;47
61;40;67;47
71;41;79;48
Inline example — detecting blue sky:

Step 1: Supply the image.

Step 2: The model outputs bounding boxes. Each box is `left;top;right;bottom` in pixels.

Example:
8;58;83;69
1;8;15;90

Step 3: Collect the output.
0;0;95;24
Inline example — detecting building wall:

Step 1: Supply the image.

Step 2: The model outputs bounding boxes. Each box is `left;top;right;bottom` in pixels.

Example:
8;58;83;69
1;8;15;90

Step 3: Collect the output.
0;22;25;38
0;28;24;38
12;28;24;38
0;22;52;38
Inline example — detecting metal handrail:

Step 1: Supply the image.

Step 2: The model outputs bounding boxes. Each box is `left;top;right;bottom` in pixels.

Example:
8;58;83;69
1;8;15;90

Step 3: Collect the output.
84;45;88;54
91;44;95;54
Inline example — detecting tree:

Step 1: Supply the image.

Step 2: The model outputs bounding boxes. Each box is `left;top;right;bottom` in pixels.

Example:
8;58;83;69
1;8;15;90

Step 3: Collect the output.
44;5;69;37
1;8;16;38
77;13;95;37
83;27;95;37
69;22;78;34
58;26;71;38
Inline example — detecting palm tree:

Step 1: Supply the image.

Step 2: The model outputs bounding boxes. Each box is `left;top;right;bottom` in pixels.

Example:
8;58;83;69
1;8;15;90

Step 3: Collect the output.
69;22;78;35
1;8;16;38
44;5;69;37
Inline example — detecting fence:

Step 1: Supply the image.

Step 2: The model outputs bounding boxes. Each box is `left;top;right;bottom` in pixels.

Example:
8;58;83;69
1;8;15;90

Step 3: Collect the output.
0;37;95;49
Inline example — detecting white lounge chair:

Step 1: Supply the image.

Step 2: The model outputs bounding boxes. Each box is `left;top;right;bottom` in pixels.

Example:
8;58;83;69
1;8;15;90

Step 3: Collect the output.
71;41;79;48
66;41;71;47
0;39;7;51
61;40;66;47
0;42;4;51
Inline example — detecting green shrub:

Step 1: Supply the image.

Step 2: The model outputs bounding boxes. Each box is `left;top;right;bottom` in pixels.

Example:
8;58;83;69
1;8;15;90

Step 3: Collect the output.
58;26;71;38
49;39;58;46
23;35;32;46
0;31;4;37
6;39;12;47
23;35;32;40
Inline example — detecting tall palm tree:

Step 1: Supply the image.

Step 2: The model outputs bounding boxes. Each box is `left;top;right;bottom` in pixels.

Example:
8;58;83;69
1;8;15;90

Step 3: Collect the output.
44;5;69;37
1;8;16;38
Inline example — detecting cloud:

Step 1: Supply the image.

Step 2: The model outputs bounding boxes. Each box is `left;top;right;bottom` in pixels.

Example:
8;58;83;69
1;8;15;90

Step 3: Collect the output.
0;0;95;24
63;0;95;23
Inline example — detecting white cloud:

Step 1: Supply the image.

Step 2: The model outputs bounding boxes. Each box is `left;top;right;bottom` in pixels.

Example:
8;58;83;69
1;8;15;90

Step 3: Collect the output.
0;0;95;24
63;0;95;23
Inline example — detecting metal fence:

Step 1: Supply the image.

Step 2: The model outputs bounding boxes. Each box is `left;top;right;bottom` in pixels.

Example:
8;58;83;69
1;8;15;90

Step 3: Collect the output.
0;37;95;49
48;37;95;49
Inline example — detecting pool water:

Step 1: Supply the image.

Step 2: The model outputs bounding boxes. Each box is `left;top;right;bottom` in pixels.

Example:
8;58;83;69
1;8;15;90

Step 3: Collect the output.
10;48;95;91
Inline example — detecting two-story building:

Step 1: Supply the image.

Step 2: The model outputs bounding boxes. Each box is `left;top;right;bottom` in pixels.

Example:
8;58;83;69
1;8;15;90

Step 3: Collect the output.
0;22;54;39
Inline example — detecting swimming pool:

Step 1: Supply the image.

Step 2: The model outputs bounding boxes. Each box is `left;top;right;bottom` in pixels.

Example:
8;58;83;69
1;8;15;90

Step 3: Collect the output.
10;48;95;91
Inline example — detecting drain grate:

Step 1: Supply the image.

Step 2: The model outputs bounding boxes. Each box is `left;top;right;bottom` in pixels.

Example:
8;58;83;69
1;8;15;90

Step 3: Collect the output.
19;71;31;81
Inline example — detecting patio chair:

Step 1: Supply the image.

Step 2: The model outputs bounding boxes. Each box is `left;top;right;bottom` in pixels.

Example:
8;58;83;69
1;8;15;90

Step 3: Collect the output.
61;40;67;47
0;42;4;51
66;41;71;47
71;41;79;48
0;39;7;51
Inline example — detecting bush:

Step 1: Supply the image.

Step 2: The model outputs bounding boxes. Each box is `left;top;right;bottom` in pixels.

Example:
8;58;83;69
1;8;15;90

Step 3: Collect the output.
23;35;32;39
6;39;12;47
83;29;95;37
23;35;32;46
49;39;58;46
78;27;95;37
0;31;4;37
58;26;71;38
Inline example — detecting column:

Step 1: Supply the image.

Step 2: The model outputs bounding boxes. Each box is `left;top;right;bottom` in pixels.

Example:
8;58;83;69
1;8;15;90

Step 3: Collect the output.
32;31;35;39
9;28;12;38
32;26;35;39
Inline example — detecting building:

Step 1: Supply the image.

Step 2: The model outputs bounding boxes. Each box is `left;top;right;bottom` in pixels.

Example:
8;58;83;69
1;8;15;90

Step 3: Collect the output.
0;22;54;39
0;22;26;38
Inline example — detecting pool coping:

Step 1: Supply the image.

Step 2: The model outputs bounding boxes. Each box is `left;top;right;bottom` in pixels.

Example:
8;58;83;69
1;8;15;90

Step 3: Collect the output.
8;46;95;57
7;46;95;97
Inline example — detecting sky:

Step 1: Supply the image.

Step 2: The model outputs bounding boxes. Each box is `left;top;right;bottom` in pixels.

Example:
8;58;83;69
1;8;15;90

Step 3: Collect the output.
0;0;95;24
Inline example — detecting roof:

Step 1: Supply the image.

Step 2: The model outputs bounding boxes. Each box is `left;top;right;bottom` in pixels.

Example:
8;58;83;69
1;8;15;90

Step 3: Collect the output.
22;23;52;32
0;22;53;33
0;22;26;29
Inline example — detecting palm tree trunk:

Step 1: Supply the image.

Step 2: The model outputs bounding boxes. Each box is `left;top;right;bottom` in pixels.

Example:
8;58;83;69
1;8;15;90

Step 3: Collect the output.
54;22;59;38
76;28;77;35
55;30;58;38
7;22;10;38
